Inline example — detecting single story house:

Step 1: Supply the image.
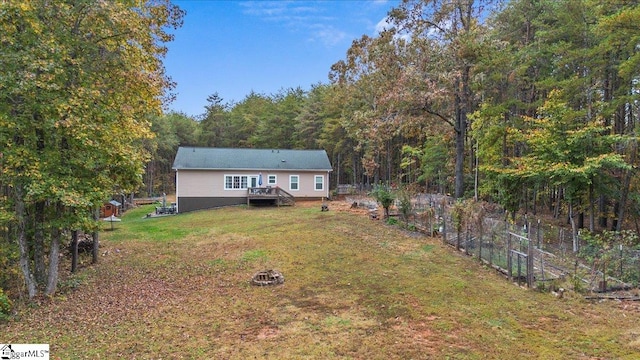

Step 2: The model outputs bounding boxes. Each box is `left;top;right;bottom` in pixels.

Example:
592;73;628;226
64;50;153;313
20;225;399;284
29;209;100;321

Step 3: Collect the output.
172;147;333;213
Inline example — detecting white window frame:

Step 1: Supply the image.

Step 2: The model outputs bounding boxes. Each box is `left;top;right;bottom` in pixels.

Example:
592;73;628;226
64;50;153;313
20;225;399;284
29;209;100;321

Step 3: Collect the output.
268;174;277;185
289;175;300;191
224;175;249;190
314;175;324;191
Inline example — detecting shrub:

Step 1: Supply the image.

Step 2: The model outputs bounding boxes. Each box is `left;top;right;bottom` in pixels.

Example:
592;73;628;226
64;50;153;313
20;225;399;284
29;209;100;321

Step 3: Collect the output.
370;184;395;219
0;288;12;321
0;235;20;304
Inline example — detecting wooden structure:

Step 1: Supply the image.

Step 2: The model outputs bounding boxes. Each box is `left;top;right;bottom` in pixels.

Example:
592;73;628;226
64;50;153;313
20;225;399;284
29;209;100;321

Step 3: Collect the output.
100;200;121;218
247;186;295;206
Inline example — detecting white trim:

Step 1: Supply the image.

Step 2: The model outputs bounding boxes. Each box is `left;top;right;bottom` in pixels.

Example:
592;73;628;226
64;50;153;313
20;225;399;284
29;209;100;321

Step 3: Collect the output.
289;175;300;192
224;174;249;190
268;174;277;185
314;175;324;191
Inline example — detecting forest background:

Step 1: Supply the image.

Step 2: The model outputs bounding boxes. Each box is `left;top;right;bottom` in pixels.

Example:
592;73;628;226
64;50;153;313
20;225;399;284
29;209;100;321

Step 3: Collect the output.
148;0;640;234
2;0;640;303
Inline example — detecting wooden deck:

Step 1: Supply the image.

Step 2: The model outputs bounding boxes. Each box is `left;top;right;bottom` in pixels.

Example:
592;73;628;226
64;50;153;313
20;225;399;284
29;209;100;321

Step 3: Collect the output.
247;187;295;206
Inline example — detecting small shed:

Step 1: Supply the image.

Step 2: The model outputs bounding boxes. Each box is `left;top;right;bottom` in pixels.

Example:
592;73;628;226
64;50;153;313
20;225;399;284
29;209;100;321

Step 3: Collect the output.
100;200;122;218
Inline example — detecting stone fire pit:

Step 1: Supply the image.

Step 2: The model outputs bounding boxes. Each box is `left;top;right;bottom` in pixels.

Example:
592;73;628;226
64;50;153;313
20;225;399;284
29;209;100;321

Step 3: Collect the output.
251;270;284;286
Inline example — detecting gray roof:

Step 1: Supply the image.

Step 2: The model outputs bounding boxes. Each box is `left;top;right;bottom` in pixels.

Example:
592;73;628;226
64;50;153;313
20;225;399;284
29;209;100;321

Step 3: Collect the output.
172;147;332;171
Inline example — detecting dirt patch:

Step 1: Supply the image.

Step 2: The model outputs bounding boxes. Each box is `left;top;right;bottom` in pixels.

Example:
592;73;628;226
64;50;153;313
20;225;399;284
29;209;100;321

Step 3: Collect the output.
299;198;382;218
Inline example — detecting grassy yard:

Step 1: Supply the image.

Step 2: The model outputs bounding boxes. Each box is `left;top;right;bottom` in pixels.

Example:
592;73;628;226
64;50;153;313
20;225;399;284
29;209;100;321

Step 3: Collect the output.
6;201;640;359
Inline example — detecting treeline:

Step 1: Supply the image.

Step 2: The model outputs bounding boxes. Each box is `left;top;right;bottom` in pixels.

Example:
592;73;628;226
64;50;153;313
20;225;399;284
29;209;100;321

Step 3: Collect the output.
149;0;640;235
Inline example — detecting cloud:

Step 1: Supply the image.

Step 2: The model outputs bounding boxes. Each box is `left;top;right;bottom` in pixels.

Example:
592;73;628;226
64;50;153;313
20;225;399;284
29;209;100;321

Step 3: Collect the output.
239;1;401;48
240;1;352;47
240;1;325;27
309;24;348;47
375;16;394;33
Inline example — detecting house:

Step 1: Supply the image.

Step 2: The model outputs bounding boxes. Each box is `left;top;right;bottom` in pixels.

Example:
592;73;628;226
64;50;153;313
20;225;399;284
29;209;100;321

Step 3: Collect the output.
172;147;333;213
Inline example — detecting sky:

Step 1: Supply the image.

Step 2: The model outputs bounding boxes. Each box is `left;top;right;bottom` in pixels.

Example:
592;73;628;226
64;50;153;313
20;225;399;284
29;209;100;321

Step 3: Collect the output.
164;0;400;118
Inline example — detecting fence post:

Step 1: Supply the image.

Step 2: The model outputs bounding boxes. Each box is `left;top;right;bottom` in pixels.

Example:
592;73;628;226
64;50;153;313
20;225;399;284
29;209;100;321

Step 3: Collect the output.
619;244;623;280
465;226;470;255
527;234;534;288
517;253;522;286
507;232;512;281
442;213;447;245
489;233;494;266
537;219;541;249
478;224;483;261
429;210;433;237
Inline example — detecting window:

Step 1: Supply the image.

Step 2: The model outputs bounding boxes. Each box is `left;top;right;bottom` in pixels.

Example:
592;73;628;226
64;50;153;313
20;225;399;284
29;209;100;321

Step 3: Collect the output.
289;175;299;191
314;175;324;191
224;175;249;190
268;175;277;185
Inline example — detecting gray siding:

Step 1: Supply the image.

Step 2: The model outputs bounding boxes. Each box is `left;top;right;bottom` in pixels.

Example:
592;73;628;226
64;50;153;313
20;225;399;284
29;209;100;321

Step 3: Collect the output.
177;197;246;213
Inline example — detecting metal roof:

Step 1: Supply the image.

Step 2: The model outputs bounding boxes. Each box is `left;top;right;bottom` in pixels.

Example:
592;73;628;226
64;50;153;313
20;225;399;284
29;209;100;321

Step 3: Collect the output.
172;147;333;171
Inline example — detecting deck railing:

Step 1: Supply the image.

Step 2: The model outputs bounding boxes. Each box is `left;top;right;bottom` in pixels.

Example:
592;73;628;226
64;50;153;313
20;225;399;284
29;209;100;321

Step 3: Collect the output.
247;187;295;206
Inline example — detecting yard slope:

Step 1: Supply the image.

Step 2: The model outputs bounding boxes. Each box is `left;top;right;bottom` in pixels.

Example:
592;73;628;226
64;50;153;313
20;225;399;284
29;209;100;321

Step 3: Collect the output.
6;202;640;359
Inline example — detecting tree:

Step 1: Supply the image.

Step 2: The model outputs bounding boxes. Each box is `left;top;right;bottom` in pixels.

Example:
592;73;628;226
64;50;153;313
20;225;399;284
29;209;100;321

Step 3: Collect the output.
471;0;640;230
389;0;492;198
330;31;419;185
198;93;231;147
145;112;197;196
0;0;184;298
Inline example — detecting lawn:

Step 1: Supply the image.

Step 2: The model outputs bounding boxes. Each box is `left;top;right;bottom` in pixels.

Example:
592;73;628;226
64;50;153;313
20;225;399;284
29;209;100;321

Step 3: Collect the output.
6;201;640;359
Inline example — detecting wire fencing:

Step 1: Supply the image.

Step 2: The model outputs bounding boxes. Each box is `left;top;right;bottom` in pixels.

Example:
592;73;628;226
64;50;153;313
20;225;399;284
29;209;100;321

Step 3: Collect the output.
387;194;640;293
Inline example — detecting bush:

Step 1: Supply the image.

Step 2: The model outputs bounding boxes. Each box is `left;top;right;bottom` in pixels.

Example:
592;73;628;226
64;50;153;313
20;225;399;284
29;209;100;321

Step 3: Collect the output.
0;235;20;302
0;288;12;321
370;184;395;219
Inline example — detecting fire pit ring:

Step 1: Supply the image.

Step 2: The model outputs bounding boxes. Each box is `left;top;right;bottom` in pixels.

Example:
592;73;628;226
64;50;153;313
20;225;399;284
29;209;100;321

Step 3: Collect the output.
251;269;284;286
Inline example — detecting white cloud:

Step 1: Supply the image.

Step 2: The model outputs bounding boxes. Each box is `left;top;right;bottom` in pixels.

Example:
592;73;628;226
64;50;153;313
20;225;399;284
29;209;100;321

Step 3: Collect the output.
375;16;393;34
239;1;398;48
240;1;324;27
310;24;348;47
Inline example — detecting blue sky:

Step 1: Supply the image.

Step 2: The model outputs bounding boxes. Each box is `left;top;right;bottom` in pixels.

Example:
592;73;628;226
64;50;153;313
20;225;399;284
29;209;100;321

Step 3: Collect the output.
164;0;399;117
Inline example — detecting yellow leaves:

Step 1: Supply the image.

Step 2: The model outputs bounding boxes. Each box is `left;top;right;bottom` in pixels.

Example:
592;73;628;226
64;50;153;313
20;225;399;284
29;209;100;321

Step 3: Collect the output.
17;2;33;11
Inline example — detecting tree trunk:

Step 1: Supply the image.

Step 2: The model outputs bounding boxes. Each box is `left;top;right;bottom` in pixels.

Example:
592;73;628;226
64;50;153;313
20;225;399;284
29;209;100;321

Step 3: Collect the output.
45;227;61;296
71;230;78;273
454;77;465;199
615;139;636;232
34;201;46;285
611;201;619;231
589;182;595;232
553;187;562;219
15;186;37;299
569;202;579;253
599;195;608;229
92;208;100;264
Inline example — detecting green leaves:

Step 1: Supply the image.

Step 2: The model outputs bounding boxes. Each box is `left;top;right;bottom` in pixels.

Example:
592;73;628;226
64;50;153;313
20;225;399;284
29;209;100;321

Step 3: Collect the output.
0;0;184;298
